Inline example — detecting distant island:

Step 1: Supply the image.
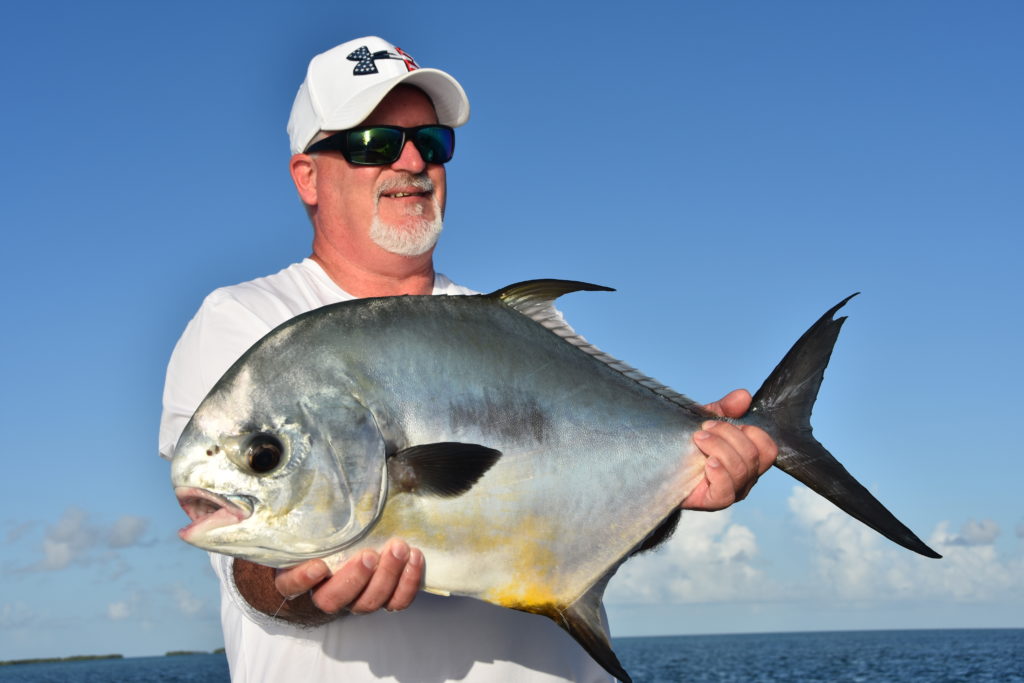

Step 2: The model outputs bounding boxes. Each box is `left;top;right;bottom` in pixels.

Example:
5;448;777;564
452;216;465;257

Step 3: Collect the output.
1;648;226;666
0;654;123;666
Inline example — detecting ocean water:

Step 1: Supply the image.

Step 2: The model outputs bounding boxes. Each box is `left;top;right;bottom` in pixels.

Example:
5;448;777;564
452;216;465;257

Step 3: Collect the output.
614;629;1023;682
0;653;229;682
1;629;1019;682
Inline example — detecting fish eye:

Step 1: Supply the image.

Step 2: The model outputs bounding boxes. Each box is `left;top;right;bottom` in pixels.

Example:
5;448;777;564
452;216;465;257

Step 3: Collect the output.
245;433;285;474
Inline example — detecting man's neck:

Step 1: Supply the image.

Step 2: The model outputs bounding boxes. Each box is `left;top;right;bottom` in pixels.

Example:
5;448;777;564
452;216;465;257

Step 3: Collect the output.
310;251;436;298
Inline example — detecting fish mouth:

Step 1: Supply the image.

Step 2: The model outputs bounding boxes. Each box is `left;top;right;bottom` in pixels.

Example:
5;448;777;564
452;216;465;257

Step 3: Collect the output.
175;487;254;541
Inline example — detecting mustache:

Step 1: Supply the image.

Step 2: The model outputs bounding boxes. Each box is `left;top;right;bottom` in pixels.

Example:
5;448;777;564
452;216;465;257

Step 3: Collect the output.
375;174;435;198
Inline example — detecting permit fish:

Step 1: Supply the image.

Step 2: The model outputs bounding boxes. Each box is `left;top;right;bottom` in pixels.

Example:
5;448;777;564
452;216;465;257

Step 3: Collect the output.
172;280;940;682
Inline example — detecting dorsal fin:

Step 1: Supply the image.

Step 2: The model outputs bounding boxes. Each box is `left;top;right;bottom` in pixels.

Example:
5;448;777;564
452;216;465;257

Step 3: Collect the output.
491;279;614;310
489;279;705;415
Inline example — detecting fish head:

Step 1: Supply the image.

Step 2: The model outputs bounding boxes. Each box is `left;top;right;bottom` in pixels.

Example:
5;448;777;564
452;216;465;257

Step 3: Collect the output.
171;360;388;567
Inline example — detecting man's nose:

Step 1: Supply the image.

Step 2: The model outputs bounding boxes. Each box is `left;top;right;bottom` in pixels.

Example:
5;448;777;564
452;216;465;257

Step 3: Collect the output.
390;140;426;173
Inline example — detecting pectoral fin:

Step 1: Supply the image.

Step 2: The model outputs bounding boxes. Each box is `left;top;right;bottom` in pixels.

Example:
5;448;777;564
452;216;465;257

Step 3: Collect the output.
388;443;501;497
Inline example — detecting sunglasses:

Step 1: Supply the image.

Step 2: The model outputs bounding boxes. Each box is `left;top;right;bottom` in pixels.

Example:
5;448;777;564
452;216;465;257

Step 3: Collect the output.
304;125;456;166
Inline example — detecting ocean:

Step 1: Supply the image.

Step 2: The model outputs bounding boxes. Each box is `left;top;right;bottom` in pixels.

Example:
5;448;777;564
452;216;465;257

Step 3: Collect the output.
616;629;1023;682
1;629;1020;682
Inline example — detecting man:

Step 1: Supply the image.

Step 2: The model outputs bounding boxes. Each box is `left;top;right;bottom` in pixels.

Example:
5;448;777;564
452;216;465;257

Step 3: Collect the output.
160;36;777;681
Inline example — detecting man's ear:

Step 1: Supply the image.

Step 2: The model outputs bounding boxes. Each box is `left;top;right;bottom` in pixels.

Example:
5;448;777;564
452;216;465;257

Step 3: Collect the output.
289;154;318;206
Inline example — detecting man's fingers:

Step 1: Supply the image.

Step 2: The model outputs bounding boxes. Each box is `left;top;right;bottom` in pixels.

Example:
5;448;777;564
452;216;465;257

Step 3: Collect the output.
703;389;752;419
704;455;740;507
697;421;759;486
685;419;776;510
275;559;330;600
681;455;738;511
310;551;380;614
386;548;424;612
740;424;778;475
347;540;413;614
684;390;780;511
275;540;424;616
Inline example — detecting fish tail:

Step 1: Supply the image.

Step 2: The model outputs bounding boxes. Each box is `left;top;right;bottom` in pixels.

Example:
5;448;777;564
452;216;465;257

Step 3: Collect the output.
747;294;941;559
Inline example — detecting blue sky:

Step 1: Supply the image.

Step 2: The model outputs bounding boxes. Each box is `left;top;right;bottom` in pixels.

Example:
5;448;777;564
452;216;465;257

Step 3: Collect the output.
1;0;1021;661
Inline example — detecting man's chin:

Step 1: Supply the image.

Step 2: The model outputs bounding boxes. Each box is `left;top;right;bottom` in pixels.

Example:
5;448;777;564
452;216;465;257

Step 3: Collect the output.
369;218;443;257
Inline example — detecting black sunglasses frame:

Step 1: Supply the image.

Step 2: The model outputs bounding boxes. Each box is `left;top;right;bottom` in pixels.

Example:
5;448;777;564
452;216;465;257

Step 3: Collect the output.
304;125;455;166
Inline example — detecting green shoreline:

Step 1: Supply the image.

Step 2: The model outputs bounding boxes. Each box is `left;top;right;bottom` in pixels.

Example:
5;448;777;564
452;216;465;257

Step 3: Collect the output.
0;649;225;666
0;654;124;666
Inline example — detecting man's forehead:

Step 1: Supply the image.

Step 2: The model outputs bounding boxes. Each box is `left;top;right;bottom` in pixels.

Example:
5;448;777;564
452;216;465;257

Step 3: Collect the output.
306;86;439;147
352;86;439;130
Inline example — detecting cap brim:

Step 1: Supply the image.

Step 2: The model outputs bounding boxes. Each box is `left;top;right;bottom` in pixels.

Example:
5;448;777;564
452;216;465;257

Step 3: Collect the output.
318;68;470;134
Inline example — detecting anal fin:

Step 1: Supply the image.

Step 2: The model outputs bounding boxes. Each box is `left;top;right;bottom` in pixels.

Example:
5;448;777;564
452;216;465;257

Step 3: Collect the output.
556;574;632;683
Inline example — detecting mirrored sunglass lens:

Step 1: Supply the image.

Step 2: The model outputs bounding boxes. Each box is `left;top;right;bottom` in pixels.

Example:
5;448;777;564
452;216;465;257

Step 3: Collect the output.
347;128;403;164
412;127;454;163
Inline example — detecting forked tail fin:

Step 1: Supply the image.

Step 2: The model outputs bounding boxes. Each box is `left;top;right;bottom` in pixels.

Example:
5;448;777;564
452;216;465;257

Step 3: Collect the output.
747;294;941;559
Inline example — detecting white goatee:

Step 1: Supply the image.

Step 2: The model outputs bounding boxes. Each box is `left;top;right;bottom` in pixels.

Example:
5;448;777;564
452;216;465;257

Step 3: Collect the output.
370;175;444;256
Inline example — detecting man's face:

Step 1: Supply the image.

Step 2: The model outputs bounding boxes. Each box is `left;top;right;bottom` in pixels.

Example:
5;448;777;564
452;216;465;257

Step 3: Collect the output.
307;86;447;260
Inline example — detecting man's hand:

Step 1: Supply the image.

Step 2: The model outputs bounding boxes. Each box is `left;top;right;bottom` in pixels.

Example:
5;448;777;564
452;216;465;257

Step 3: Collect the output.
680;389;777;511
234;538;423;625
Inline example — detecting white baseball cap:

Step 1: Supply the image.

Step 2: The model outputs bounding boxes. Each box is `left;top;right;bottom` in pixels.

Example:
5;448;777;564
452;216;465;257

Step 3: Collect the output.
287;36;471;154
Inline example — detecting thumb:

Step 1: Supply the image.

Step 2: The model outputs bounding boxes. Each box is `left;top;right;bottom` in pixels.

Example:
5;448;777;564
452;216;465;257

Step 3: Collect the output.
703;389;752;419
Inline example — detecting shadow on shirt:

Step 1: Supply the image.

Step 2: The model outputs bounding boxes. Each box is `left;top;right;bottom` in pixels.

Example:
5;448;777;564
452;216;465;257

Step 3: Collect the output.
264;592;612;681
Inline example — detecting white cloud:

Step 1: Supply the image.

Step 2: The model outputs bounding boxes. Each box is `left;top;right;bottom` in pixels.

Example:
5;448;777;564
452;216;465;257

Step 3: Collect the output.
0;602;35;628
37;507;97;570
107;602;131;620
26;507;152;571
40;537;78;571
787;486;1024;602
941;519;1000;546
172;585;204;616
583;488;1024;611
606;510;770;604
108;516;149;548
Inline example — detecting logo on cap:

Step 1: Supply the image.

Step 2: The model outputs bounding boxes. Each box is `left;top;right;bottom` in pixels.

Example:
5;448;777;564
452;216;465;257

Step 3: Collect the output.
347;45;420;75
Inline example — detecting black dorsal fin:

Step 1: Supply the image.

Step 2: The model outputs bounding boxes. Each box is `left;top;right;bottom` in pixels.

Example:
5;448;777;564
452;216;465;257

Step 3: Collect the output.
491;278;615;311
490;279;614;338
387;443;501;497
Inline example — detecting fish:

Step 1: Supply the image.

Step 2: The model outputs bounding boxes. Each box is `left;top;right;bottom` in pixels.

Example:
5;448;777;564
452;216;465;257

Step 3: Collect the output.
171;280;940;683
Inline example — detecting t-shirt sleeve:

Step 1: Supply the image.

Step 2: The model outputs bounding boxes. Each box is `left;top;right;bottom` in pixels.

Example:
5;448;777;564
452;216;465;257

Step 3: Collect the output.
158;293;277;460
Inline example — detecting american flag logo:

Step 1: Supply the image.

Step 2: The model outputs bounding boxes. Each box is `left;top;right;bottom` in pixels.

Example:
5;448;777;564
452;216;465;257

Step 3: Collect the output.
347;46;419;76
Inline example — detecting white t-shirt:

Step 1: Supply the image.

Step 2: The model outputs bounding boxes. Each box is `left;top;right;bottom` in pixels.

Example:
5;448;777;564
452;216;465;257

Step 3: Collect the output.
160;258;613;682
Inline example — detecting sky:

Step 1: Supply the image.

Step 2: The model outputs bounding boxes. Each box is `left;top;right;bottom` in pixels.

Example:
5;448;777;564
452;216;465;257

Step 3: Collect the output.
1;0;1021;662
